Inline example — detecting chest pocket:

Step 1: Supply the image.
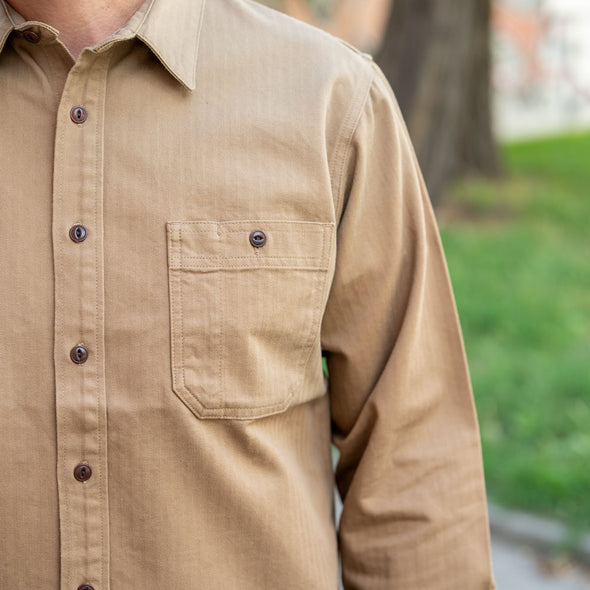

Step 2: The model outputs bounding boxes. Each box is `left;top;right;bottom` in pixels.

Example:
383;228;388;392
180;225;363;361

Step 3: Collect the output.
166;220;334;419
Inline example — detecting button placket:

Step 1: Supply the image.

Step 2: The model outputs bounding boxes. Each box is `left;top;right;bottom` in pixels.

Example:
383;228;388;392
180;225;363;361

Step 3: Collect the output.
52;51;111;589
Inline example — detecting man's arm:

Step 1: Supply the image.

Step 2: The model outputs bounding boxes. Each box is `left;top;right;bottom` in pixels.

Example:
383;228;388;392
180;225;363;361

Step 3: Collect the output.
321;60;496;589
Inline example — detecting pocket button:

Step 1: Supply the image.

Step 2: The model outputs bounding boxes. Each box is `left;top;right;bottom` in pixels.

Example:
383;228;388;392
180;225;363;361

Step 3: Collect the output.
249;230;266;248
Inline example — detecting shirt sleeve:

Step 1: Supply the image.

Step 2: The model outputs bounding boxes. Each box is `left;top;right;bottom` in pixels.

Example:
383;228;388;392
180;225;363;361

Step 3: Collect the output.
320;59;497;589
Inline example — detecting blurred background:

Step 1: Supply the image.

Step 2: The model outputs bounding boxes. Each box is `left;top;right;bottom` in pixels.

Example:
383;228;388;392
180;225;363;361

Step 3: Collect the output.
258;0;590;587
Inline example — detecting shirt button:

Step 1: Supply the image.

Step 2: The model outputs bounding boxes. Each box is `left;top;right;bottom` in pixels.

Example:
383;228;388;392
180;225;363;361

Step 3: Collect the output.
73;463;92;482
70;345;89;364
249;230;266;248
78;585;95;590
70;106;88;124
69;224;87;243
22;30;40;44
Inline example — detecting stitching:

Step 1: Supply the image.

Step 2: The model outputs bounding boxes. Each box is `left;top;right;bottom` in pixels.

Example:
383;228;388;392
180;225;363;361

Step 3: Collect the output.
91;0;155;54
129;0;156;34
95;50;113;589
179;226;187;399
170;229;329;235
167;221;333;228
55;81;71;590
331;59;375;224
173;265;329;272
191;0;207;90
174;223;334;269
167;220;333;225
174;226;332;418
2;0;16;26
288;224;332;407
295;225;334;407
170;229;183;407
94;53;103;589
179;255;323;261
134;0;205;91
167;228;174;392
168;223;334;419
222;228;326;233
216;223;223;404
166;226;175;402
199;399;290;419
218;259;223;406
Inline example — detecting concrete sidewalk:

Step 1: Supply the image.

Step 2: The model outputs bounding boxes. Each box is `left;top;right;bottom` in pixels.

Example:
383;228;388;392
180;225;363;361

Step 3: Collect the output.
492;537;590;589
334;493;590;588
337;535;590;589
489;503;590;589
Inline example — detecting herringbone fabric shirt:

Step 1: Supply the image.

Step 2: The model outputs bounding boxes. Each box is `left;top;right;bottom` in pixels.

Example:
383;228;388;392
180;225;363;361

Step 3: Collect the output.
0;0;496;587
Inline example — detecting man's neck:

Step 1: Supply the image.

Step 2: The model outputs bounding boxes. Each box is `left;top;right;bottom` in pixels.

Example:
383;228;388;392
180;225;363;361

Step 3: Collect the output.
7;0;146;59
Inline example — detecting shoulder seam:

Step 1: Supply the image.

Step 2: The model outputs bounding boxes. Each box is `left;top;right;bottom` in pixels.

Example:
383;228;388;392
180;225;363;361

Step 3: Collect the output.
330;56;375;224
335;37;374;62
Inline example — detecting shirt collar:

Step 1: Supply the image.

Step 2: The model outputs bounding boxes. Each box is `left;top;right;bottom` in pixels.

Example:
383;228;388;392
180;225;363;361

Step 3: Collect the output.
0;0;206;90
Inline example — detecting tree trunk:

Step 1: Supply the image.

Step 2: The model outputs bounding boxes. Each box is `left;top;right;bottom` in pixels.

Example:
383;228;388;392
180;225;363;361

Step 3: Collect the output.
376;0;500;204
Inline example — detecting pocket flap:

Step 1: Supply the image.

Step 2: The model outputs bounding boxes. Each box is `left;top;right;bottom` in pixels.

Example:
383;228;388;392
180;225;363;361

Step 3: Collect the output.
167;220;333;271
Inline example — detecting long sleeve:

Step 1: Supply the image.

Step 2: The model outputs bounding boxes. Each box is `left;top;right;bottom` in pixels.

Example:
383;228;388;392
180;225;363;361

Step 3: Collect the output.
321;60;496;589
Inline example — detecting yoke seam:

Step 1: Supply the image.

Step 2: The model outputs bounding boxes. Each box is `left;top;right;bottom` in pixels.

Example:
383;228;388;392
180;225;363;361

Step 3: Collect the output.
330;57;375;225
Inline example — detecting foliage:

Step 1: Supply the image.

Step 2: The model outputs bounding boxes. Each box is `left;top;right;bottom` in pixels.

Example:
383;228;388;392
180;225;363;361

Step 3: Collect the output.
306;0;336;19
439;132;590;530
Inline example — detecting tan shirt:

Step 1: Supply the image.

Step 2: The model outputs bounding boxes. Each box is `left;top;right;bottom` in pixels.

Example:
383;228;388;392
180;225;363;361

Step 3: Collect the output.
0;0;496;587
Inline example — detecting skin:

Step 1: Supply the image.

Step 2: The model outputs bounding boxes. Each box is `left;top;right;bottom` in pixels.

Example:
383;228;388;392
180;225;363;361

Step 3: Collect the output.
7;0;145;59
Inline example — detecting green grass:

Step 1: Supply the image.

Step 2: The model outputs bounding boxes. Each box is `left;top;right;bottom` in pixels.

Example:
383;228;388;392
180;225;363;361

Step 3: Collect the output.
439;132;590;530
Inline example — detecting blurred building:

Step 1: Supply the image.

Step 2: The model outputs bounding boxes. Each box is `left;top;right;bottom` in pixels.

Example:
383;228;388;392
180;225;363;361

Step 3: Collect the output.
493;0;590;138
271;0;590;140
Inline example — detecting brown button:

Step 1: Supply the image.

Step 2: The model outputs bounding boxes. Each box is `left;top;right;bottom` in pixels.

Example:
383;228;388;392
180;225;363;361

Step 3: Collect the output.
69;224;87;243
74;463;92;482
249;230;266;248
22;30;40;44
70;106;88;124
70;345;89;364
78;585;94;590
